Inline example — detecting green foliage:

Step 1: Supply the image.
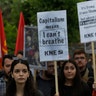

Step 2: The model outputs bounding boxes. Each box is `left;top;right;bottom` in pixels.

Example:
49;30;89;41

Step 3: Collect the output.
4;21;17;54
0;0;12;21
10;0;22;25
21;0;85;44
0;0;86;54
0;0;22;54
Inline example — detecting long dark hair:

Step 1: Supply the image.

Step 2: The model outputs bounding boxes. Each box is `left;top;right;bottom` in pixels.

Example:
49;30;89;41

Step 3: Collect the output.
59;59;82;96
6;59;37;96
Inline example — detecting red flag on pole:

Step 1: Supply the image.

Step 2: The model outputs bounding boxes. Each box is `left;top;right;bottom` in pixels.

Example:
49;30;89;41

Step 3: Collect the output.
14;12;25;55
0;9;8;69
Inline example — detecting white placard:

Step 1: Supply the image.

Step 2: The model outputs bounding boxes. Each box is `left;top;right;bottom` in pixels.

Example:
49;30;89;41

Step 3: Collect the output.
37;10;69;62
77;1;96;43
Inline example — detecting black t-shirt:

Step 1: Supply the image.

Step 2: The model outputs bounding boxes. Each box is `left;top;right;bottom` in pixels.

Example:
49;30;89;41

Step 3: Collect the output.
51;81;92;96
36;75;54;96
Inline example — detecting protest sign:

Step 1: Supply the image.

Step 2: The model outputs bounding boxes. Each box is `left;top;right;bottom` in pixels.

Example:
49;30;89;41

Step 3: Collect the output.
77;1;96;95
24;26;47;70
84;42;96;53
77;0;96;43
37;10;69;62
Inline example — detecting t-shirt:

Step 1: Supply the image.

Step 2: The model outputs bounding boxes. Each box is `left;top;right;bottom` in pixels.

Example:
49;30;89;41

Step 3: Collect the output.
36;75;54;96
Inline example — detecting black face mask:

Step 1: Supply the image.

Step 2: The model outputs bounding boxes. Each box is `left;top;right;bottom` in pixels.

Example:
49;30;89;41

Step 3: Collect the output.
45;71;54;79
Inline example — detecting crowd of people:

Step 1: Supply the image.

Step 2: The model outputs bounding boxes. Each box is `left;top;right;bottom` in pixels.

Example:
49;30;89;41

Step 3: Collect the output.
0;49;96;96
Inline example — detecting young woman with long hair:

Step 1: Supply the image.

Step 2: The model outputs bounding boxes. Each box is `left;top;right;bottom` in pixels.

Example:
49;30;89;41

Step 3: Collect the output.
6;58;43;96
51;59;91;96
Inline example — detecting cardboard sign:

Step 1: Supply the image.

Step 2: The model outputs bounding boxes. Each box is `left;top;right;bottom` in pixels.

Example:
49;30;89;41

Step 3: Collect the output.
24;26;47;70
37;10;69;62
77;1;96;43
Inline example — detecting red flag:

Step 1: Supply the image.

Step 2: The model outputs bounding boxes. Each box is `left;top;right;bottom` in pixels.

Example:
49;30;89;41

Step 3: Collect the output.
14;12;25;55
92;90;96;96
0;10;8;69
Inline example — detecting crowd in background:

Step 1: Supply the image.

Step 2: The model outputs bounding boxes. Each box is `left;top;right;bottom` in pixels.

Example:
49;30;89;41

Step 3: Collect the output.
0;49;95;96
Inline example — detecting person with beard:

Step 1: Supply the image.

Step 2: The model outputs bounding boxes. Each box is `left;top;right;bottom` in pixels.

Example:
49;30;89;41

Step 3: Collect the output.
36;61;55;96
0;54;13;96
73;49;94;93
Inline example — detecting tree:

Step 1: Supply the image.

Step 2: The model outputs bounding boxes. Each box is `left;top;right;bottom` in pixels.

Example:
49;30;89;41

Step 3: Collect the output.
0;0;86;54
22;0;85;43
0;0;23;54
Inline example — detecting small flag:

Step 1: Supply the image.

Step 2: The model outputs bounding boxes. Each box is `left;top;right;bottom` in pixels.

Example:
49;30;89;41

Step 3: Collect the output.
14;12;25;55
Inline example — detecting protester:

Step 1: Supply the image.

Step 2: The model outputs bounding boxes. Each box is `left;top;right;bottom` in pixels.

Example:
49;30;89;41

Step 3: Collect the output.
6;58;43;96
51;59;91;96
16;50;23;59
73;49;94;93
36;61;55;96
57;61;64;75
0;54;13;96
